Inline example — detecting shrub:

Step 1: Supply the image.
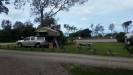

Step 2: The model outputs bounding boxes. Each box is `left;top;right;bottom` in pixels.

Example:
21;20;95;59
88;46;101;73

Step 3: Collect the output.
57;30;67;45
116;32;125;42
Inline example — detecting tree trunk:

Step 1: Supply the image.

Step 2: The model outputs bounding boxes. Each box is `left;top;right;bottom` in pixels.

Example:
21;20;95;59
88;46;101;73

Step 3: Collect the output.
40;8;44;27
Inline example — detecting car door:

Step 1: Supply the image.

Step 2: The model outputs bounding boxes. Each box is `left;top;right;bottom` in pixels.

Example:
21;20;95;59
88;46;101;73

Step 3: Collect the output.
23;37;30;46
30;37;36;46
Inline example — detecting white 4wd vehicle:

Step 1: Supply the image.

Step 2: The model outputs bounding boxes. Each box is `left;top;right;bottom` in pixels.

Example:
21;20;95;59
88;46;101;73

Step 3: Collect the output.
125;33;133;45
16;36;48;47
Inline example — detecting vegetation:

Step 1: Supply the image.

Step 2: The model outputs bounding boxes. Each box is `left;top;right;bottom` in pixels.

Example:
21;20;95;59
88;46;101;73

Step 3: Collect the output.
64;24;77;36
0;20;35;42
122;21;132;33
116;32;126;42
0;42;131;57
63;64;133;75
69;29;92;38
13;0;88;27
108;23;115;35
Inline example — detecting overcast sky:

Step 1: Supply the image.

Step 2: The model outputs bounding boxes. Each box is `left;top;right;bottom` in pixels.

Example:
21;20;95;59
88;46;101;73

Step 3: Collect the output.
0;0;133;32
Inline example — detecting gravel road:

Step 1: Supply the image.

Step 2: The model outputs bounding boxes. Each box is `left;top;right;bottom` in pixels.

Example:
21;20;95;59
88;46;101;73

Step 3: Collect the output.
0;49;133;75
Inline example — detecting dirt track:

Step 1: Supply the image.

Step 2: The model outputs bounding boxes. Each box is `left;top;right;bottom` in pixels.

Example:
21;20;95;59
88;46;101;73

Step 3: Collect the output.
0;49;133;75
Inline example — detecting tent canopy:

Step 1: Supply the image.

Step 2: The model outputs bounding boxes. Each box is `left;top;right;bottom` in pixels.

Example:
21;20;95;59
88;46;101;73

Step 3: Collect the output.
36;27;60;36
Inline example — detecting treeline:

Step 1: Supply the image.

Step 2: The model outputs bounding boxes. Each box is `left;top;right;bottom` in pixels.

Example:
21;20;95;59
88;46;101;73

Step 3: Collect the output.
0;20;36;42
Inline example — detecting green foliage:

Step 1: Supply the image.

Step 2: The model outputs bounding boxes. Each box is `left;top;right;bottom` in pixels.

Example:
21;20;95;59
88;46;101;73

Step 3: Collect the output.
0;21;35;42
91;42;129;56
70;29;92;38
37;16;57;28
122;21;132;33
0;30;13;42
57;30;67;46
0;42;130;57
116;32;126;42
104;33;118;38
125;45;133;55
64;64;133;75
0;0;9;14
1;20;12;30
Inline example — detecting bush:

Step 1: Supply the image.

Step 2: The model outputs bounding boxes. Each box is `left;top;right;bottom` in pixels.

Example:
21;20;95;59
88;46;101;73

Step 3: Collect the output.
57;30;67;46
125;45;133;55
69;29;92;38
116;32;126;42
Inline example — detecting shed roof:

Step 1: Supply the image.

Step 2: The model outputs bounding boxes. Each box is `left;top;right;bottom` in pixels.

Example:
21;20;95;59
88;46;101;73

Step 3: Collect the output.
36;27;60;36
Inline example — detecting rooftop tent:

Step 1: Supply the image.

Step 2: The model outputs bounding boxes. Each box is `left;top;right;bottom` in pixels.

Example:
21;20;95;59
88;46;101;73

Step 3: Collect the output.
36;27;60;37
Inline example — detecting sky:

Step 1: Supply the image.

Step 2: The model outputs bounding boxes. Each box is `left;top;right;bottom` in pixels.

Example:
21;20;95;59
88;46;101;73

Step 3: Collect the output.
0;0;133;33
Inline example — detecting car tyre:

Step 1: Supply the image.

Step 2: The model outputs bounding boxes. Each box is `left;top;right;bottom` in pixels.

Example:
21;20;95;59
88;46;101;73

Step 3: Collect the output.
35;43;41;48
17;43;22;47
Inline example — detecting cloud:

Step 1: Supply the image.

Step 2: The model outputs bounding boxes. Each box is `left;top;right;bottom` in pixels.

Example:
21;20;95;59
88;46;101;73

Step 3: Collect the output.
0;0;133;32
57;0;133;32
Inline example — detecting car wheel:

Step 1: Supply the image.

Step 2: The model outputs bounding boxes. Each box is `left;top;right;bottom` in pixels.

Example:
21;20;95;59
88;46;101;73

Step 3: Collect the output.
35;43;41;48
17;43;22;47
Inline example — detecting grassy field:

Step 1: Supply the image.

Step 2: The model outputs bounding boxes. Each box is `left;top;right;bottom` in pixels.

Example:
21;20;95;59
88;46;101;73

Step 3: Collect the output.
63;64;133;75
91;42;129;57
0;42;131;57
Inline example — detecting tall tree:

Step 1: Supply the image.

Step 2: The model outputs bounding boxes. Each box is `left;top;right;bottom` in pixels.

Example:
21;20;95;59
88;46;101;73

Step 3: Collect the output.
109;23;115;34
0;0;9;14
64;24;71;36
122;21;132;33
37;16;57;28
90;24;95;36
99;25;104;36
14;0;88;27
94;24;100;36
31;0;87;26
1;19;12;30
13;21;25;39
23;21;35;37
13;21;25;29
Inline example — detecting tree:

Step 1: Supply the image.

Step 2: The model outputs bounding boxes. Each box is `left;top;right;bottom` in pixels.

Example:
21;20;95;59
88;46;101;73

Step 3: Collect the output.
116;32;126;42
32;0;87;26
13;21;25;40
122;21;132;33
13;21;35;39
90;24;95;36
14;0;88;26
94;24;100;36
1;19;12;30
64;24;77;36
94;24;105;37
99;25;104;36
37;16;57;28
13;21;25;29
69;29;91;38
22;21;35;37
109;23;115;34
64;24;71;36
0;0;9;14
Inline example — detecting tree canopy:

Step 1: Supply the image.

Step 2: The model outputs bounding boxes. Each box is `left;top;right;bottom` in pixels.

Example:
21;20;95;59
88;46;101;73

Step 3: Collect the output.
14;0;88;26
122;21;132;33
0;0;9;14
69;29;92;38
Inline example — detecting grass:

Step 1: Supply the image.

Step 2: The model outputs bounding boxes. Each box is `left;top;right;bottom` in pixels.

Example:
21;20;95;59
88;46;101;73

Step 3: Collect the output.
0;42;131;57
63;64;133;75
91;42;129;57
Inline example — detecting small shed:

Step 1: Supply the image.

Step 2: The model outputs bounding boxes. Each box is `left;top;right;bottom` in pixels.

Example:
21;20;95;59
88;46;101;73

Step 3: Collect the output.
36;27;60;48
36;27;60;37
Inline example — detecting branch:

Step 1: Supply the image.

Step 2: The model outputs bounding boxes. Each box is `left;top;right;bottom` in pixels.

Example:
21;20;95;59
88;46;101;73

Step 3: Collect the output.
48;0;68;17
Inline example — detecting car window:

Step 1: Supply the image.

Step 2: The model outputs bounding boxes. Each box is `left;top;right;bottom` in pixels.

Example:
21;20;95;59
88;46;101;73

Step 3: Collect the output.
37;37;45;40
24;37;30;40
31;37;35;40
